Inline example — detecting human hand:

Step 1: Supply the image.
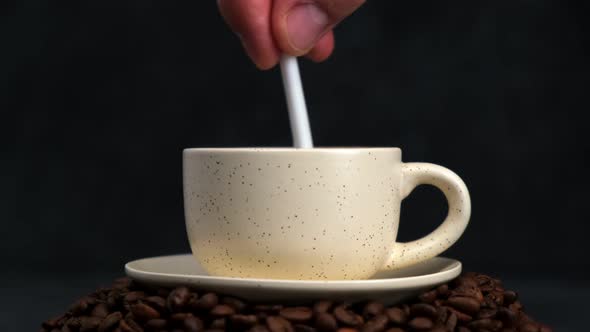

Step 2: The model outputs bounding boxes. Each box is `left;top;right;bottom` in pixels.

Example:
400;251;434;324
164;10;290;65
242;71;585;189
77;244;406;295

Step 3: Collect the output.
217;0;366;70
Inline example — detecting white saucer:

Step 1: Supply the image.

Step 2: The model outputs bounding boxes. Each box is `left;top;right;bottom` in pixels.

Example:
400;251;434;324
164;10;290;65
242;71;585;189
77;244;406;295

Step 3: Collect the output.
125;254;461;304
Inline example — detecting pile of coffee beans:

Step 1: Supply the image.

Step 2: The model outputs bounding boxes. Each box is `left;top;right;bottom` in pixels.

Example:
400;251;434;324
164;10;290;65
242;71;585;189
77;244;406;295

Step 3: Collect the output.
41;272;552;332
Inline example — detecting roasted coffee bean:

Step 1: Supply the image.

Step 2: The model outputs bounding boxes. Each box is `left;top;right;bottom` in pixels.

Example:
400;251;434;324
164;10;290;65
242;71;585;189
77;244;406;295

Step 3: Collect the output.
167;287;191;312
184;316;204;332
468;318;503;330
385;307;407;325
315;313;337;332
410;303;437;318
113;277;132;290
205;329;226;332
336;329;359;332
70;298;90;316
447;296;481;315
503;291;518;305
130;303;160;321
435;307;448;324
456;327;471;332
231;314;258;327
266;316;295;332
418;290;437;304
313;301;333;314
124;291;146;304
222;296;247;312
334;305;363;326
519;323;540;332
256;305;284;313
209;318;226;329
384;328;405;332
496;307;517;326
477;308;497;319
193;293;219;310
250;324;271;332
43;315;66;329
428;328;447;332
407;317;433;330
98;312;123;332
144;318;167;330
294;324;317;332
280;307;313;322
443;306;472;322
170;313;193;323
445;312;458;331
436;284;449;297
360;314;388;332
362;302;384;319
123;319;143;332
79;317;102;332
91;303;110;318
65;317;81;329
143;296;166;312
211;304;236;317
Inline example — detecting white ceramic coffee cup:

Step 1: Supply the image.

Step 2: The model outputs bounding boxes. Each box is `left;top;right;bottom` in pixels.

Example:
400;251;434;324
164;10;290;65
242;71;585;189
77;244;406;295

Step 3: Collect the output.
183;148;470;280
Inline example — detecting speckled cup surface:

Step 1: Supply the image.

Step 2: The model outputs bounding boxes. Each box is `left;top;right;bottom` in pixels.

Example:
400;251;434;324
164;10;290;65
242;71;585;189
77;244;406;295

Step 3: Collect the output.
183;148;470;280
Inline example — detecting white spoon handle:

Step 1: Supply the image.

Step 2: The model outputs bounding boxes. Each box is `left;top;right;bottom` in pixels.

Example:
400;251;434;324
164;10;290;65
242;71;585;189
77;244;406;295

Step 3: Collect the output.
280;55;313;148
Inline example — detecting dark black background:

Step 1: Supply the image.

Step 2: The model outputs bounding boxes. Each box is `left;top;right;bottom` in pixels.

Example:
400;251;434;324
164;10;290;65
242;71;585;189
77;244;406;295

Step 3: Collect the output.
3;0;589;330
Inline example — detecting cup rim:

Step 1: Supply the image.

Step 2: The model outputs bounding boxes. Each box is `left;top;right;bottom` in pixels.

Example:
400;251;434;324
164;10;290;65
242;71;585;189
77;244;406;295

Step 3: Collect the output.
183;147;401;153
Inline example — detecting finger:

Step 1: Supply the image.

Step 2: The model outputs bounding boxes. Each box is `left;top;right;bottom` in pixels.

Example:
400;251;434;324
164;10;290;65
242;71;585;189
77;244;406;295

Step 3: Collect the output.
217;0;281;70
305;30;335;62
272;0;365;55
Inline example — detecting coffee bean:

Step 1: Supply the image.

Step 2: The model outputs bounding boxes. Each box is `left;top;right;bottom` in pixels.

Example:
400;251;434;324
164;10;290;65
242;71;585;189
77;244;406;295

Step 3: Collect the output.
385;307;407;325
98;312;122;332
445;312;457;331
205;330;226;332
280;307;313;323
184;316;204;332
443;306;472;322
166;287;191;312
250;324;271;332
255;305;284;313
43;315;66;329
313;301;333;314
447;296;481;315
436;284;449;297
170;312;193;324
70;298;89;316
334;305;363;326
122;319;143;332
91;303;110;318
193;293;218;310
362;302;384;319
207;319;223;329
266;316;295;332
503;291;518;305
294;324;317;332
222;296;247;312
145;318;167;330
360;314;388;332
231;314;258;327
410;303;437;318
384;328;405;332
418;290;437;304
477;308;497;319
496;307;517;325
211;304;236;317
336;329;359;332
79;317;101;332
407;317;433;330
143;296;166;312
124;291;146;304
130;303;160;321
65;317;81;329
428;328;447;332
468;318;503;330
456;327;471;332
315;313;337;331
520;322;540;332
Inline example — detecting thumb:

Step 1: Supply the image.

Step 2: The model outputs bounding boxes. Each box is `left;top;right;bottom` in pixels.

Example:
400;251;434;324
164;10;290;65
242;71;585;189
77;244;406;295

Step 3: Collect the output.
272;0;365;55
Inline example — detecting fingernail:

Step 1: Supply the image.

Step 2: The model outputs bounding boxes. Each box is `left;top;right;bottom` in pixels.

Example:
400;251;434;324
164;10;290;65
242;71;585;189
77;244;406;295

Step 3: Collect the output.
286;4;329;51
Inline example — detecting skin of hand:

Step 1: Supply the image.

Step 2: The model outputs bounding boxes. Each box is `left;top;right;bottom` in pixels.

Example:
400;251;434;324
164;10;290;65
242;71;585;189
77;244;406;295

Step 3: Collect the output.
217;0;366;70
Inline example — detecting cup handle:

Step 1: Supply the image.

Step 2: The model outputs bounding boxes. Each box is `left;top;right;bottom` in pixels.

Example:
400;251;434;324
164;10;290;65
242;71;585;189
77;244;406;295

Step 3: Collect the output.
383;162;471;270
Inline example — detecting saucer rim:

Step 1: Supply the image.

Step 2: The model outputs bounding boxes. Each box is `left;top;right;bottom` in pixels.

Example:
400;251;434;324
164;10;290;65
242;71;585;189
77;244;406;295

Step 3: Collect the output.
125;254;462;290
